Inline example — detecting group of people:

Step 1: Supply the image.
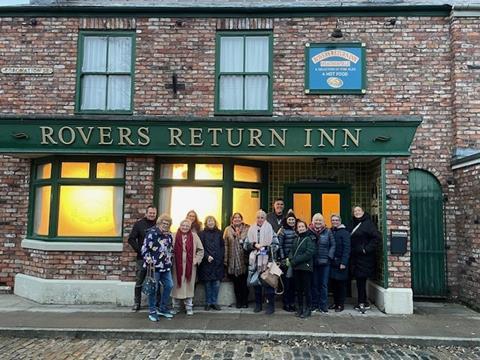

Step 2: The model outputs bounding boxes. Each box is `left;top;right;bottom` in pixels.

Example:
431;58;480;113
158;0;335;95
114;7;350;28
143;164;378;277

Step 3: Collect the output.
128;199;382;322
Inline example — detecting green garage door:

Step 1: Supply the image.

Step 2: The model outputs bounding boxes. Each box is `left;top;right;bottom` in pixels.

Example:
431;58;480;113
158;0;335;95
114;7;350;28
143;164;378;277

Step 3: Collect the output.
409;170;446;297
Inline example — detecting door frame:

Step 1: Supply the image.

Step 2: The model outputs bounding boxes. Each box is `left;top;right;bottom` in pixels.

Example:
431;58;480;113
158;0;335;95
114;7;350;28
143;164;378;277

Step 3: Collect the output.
284;183;351;224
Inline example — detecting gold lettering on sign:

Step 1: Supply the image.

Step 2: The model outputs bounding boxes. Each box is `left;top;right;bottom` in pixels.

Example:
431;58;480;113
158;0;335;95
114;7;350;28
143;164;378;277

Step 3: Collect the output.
137;127;150;146
226;128;243;147
208;128;223;147
118;127;135;146
304;129;312;147
269;129;287;147
248;129;265;147
169;128;185;146
190;128;204;146
40;126;57;145
318;129;337;147
76;127;94;145
58;126;75;145
342;129;361;147
98;127;113;145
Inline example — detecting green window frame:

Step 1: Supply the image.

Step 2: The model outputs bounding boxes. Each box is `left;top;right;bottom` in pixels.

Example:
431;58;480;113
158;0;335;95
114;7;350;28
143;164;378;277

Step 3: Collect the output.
215;31;273;115
154;158;268;228
28;157;126;242
75;31;136;114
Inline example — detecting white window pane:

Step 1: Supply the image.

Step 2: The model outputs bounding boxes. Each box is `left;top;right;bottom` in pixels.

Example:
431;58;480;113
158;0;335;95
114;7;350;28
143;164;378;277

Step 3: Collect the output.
219;75;243;110
81;75;106;110
107;76;131;110
108;37;132;72
220;37;244;72
245;75;268;110
83;37;107;72
34;186;51;236
245;37;269;72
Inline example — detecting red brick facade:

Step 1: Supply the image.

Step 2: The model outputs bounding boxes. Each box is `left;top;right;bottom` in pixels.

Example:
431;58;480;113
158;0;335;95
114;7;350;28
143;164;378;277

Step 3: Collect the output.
0;9;478;308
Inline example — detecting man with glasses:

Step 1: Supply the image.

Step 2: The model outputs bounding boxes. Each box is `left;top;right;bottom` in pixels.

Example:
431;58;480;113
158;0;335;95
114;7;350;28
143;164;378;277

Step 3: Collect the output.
128;205;158;311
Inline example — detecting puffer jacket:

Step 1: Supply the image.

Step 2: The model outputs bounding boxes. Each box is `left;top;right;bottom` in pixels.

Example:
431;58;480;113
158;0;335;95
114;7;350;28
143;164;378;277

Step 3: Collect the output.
278;226;298;259
308;225;335;266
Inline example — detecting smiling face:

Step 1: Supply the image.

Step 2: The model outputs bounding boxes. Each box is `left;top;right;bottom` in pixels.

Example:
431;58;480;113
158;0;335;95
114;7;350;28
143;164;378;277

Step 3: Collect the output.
145;207;157;221
297;222;307;234
187;211;197;224
232;213;243;226
206;217;216;229
159;219;171;232
286;216;296;227
331;216;341;228
353;206;364;219
313;217;325;229
180;220;191;233
256;212;266;226
273;200;284;215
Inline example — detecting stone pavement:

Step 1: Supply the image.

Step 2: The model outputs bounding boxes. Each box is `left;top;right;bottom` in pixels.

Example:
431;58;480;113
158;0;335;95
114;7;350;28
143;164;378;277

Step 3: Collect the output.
0;295;479;348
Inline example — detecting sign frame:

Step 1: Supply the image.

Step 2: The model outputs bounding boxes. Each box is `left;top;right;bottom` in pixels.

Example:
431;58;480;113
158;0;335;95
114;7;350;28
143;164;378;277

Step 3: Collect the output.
305;42;367;95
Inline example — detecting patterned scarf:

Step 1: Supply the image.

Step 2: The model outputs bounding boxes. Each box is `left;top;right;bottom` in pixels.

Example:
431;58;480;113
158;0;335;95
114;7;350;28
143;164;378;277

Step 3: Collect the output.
226;224;248;276
174;230;194;287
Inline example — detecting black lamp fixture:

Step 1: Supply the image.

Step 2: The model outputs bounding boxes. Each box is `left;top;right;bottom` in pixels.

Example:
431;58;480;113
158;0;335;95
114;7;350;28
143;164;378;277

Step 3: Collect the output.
331;19;343;38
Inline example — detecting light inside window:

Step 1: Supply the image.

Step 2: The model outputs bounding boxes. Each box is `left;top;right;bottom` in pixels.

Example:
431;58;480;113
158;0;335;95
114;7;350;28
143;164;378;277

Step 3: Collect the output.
233;188;260;225
96;163;124;179
159;186;222;232
57;185;123;237
160;163;188;180
322;193;341;228
234;165;261;183
61;162;90;178
194;164;223;180
293;193;312;225
36;163;52;180
33;186;51;236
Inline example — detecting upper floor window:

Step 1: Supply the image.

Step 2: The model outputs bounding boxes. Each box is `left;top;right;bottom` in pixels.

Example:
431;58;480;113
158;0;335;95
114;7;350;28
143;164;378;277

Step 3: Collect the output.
215;32;273;115
76;32;135;113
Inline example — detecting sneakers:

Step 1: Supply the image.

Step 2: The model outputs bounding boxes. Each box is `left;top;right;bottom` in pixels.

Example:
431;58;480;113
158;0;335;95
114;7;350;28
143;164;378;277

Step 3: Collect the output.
148;313;159;322
186;308;194;316
156;310;174;319
210;304;221;311
354;303;367;314
363;302;371;310
335;305;344;313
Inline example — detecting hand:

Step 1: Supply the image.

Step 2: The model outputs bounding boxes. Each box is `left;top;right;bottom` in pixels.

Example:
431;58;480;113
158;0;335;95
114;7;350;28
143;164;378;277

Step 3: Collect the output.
285;258;291;267
339;264;346;270
145;257;153;264
254;243;261;250
208;255;214;263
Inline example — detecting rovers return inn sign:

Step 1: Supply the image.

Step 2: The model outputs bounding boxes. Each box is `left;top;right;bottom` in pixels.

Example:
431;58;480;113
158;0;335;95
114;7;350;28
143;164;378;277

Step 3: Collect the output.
0;117;421;156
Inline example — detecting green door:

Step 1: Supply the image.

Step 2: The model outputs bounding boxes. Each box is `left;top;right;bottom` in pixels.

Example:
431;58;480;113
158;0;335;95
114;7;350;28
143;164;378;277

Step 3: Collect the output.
409;170;446;297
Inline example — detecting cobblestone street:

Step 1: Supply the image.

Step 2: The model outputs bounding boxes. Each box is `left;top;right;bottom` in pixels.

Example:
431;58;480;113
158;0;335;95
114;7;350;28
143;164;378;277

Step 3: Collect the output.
0;337;478;360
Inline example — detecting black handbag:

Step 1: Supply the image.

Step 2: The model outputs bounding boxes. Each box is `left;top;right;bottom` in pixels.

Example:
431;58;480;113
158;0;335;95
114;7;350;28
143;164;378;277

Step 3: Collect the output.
141;263;156;296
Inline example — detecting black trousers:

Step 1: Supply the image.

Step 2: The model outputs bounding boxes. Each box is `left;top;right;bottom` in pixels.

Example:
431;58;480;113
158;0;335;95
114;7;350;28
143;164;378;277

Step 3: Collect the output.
294;270;312;308
331;278;347;306
356;277;367;304
230;273;249;306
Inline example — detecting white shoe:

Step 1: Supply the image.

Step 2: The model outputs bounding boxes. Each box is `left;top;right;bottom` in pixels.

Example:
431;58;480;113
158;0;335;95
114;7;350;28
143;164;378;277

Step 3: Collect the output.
186;308;194;316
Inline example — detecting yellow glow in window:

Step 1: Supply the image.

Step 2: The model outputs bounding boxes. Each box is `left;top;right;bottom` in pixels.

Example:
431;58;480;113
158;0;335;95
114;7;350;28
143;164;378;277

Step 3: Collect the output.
293;193;312;225
234;165;261;183
34;186;51;235
159;186;222;232
322;193;341;228
36;163;52;180
96;163;124;179
57;185;123;237
160;163;188;180
61;162;90;178
195;164;223;180
233;188;261;225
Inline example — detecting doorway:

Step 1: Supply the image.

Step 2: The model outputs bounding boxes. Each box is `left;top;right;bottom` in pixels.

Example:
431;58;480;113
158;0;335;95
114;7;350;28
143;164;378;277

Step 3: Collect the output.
285;184;351;227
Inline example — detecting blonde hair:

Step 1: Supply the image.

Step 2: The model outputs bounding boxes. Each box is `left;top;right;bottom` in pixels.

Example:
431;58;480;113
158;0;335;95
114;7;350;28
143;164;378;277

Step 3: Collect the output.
156;213;172;226
179;219;192;228
204;215;219;229
312;213;324;223
256;210;267;219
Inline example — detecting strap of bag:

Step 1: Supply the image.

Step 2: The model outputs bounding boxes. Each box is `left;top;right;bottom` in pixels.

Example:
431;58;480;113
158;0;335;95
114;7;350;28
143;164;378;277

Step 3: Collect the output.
275;275;284;295
292;237;307;258
350;222;362;236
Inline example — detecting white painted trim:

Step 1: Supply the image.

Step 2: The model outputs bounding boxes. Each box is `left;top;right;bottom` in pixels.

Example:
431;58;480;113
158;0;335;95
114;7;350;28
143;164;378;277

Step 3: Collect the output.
368;281;413;315
452;158;480;170
21;239;124;252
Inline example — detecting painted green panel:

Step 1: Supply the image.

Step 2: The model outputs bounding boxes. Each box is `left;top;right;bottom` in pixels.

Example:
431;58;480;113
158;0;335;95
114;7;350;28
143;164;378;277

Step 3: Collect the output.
409;170;446;297
0;117;421;156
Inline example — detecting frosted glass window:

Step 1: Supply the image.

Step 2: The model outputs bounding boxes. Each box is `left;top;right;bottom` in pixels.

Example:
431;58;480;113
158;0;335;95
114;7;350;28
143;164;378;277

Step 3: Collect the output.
160;164;188;180
61;162;90;178
234;165;261;183
96;163;125;179
233;188;261;225
33;186;51;236
36;163;51;180
195;164;223;180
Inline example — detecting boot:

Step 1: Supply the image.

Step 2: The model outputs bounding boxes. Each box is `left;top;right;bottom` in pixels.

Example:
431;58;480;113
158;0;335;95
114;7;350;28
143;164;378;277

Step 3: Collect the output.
254;292;262;313
295;299;303;317
265;294;275;315
301;299;311;319
132;286;142;311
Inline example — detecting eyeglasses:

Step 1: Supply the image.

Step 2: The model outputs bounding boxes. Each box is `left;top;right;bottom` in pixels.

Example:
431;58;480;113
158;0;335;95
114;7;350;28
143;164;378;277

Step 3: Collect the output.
160;222;171;226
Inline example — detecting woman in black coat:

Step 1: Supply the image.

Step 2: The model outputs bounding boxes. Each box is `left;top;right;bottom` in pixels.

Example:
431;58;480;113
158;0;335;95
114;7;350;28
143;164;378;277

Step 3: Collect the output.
329;214;351;312
198;216;225;311
348;206;382;312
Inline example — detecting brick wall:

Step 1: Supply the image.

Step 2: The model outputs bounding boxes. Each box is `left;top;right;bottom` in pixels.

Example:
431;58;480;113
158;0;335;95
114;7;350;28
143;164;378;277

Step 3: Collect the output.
453;164;480;310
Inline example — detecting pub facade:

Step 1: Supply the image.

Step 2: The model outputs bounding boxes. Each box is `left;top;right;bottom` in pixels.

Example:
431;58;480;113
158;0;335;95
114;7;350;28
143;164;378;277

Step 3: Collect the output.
0;0;479;314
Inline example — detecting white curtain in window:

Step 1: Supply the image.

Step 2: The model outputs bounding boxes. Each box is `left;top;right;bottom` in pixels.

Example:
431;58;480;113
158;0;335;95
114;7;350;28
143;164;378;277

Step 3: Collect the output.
245;75;268;110
245;37;269;72
83;37;107;72
108;37;132;72
220;75;243;110
81;75;106;110
220;37;244;72
107;75;131;110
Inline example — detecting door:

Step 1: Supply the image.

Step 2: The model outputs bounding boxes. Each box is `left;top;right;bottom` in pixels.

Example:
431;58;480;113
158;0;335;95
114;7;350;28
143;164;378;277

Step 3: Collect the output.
286;184;351;227
409;169;446;297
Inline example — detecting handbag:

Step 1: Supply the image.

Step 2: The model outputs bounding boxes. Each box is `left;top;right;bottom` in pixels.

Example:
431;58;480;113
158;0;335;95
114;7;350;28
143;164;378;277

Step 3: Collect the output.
260;260;283;289
247;270;262;287
141;263;156;296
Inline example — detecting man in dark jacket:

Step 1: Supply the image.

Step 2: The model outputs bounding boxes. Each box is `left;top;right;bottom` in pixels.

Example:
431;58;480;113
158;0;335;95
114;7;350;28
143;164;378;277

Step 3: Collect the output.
128;205;157;311
266;198;285;234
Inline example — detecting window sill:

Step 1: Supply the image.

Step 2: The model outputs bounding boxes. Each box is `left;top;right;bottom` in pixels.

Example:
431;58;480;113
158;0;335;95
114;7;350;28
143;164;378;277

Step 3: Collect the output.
21;239;124;252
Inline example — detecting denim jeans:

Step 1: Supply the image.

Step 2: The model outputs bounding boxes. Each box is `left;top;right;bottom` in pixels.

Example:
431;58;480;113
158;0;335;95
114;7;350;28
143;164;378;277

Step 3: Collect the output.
311;264;330;310
204;280;221;305
148;270;173;314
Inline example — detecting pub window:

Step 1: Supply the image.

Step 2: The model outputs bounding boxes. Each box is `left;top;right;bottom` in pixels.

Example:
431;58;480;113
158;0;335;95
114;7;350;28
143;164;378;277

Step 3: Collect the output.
29;158;125;241
215;32;273;114
76;32;135;113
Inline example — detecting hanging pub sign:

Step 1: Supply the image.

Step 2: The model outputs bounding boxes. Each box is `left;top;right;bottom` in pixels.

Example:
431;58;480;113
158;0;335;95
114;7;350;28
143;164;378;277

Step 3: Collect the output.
305;42;366;94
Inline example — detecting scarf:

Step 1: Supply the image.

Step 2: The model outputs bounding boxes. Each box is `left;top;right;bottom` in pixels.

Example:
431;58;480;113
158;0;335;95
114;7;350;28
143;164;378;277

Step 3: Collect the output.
226;224;248;276
174;230;194;287
308;223;326;237
247;221;274;272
